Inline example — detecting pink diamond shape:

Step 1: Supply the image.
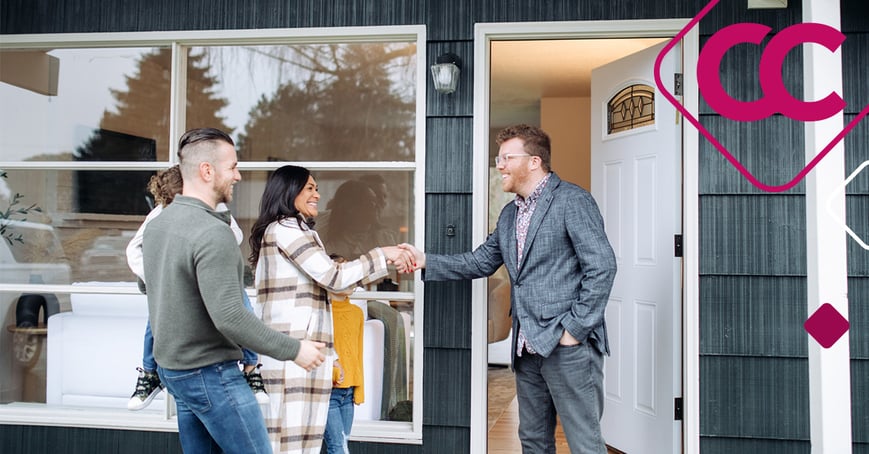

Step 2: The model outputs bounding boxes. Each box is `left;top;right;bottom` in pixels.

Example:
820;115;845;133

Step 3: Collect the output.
654;0;869;193
804;303;850;348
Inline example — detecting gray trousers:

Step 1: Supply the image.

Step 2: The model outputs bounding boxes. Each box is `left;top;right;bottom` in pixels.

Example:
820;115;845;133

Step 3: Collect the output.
514;342;606;454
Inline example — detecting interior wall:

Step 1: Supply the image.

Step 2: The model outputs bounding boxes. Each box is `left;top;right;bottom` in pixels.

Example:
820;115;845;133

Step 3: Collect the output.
541;97;591;190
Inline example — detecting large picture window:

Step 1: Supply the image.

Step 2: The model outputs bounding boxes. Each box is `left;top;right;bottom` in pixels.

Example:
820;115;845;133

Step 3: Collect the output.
0;26;425;443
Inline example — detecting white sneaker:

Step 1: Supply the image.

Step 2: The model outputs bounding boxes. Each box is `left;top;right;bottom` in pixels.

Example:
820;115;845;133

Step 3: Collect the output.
127;367;164;411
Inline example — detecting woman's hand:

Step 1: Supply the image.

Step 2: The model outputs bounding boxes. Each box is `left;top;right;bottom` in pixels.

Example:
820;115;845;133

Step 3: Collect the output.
381;245;415;273
397;243;425;270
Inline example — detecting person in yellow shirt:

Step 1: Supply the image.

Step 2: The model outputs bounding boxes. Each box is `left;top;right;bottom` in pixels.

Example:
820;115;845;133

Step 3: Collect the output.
324;255;365;453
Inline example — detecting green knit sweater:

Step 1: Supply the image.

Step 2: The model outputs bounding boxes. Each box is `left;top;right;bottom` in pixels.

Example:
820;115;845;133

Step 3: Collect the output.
143;195;300;369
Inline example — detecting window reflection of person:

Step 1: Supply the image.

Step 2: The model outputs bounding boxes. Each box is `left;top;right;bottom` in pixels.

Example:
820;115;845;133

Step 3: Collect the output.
322;179;397;262
358;174;388;218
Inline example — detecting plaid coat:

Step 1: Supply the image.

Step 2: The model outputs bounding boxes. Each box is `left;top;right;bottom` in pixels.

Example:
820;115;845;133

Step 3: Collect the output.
255;217;388;453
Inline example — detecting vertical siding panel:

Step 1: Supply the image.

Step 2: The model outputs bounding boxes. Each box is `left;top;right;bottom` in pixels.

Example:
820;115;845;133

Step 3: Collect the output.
852;359;869;446
425;194;471;255
842;34;869;112
699;276;807;357
424;280;472;349
425;0;473;41
698;117;806;194
700;356;810;440
699;196;806;276
422;348;471;427
426;117;473;193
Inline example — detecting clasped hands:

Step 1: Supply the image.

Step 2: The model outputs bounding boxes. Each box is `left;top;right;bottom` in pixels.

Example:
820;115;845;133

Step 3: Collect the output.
382;243;426;273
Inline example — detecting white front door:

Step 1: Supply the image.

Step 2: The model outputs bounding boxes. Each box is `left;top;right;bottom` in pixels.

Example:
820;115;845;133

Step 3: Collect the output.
591;41;683;454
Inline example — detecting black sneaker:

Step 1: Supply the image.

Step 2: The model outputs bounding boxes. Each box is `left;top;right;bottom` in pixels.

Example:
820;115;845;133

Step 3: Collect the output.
244;364;269;404
127;367;164;411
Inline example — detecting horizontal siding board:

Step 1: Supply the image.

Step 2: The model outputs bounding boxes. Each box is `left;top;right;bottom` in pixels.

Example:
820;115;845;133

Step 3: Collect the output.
424;280;472;349
699;195;806;275
699;437;809;454
474;0;579;23
422;348;471;427
425;117;473;193
699;0;801;36
700;356;810;440
0;425;182;454
699;276;807;357
352;425;470;453
0;0;423;33
698;116;805;195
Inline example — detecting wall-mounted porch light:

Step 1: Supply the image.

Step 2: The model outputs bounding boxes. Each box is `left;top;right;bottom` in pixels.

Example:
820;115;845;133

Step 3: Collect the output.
431;53;462;94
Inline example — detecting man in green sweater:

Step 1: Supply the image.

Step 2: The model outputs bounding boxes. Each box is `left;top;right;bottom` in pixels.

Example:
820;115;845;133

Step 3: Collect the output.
142;127;325;453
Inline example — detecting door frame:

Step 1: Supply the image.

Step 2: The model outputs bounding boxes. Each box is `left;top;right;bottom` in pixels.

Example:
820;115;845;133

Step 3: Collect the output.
471;19;700;454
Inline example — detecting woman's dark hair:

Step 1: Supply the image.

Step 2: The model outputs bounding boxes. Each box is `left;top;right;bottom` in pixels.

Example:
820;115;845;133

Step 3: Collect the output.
248;165;312;266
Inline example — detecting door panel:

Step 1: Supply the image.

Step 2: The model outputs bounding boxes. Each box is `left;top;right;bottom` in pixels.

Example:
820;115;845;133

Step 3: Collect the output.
592;41;682;454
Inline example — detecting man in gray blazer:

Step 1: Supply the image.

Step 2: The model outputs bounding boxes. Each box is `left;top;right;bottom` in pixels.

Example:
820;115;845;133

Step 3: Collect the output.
402;124;616;453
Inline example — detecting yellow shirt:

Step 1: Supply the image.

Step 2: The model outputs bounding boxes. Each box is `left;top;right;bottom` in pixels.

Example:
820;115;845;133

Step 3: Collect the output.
331;297;365;404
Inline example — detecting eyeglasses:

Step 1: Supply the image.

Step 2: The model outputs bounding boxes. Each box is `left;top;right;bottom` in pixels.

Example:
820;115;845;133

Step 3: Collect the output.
495;153;532;166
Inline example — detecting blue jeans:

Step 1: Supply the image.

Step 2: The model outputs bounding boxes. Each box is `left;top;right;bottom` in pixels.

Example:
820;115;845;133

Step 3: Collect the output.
514;342;606;454
323;387;355;453
157;361;271;454
143;292;258;372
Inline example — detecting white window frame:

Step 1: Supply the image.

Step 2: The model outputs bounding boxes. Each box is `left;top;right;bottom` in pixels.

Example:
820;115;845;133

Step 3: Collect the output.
0;25;427;444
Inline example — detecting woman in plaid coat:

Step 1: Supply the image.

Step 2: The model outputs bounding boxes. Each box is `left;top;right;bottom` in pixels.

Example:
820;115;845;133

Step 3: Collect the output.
248;165;412;454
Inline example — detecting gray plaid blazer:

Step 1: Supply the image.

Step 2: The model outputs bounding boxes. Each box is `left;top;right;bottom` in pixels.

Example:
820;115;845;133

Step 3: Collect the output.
424;172;616;359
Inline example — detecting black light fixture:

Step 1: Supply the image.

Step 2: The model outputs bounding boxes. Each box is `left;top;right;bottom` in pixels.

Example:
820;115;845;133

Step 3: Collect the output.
431;53;462;94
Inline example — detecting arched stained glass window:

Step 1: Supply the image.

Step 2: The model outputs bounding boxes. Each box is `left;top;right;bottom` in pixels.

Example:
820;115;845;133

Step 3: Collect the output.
607;84;655;134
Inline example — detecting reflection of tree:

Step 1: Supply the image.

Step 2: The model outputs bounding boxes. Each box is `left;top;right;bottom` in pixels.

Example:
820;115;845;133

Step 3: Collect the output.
74;49;232;215
237;44;415;161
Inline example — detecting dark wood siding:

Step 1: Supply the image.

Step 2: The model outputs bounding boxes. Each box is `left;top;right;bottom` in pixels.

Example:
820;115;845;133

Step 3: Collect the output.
0;425;183;454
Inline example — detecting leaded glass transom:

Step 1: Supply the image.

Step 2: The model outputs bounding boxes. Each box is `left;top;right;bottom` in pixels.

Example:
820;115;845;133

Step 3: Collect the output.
607;84;655;134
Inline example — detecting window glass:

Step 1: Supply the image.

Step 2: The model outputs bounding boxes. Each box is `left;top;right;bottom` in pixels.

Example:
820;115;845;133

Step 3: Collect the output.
232;170;414;292
0;47;171;162
185;43;417;161
0;30;422;438
1;168;152;285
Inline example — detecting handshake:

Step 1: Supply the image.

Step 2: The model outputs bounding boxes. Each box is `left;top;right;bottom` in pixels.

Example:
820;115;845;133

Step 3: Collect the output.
381;243;426;274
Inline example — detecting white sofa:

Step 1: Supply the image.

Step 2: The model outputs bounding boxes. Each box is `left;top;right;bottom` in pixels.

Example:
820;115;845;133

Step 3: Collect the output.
46;285;387;422
46;284;164;409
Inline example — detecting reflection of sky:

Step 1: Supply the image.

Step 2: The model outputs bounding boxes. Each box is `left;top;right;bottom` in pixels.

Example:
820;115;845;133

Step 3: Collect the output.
197;46;293;140
0;48;146;161
2;43;417;161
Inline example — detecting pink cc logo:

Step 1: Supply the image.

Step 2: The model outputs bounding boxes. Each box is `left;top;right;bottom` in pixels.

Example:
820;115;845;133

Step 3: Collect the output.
654;0;869;192
698;22;846;122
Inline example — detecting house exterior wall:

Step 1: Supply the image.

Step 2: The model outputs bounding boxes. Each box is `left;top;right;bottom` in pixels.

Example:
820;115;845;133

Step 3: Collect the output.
1;0;866;453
